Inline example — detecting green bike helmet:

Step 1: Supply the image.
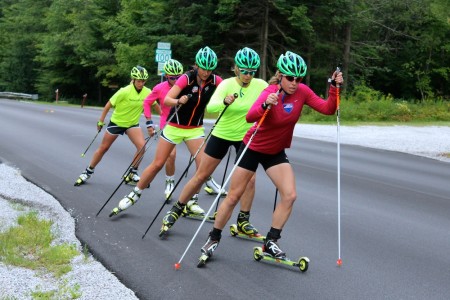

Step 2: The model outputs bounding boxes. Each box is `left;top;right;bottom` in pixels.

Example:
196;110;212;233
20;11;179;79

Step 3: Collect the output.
130;66;149;80
164;59;183;75
195;46;218;71
277;51;307;77
235;47;260;69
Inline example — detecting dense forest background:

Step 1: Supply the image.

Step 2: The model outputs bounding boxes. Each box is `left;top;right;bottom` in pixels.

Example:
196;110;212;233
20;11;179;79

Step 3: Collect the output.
0;0;449;105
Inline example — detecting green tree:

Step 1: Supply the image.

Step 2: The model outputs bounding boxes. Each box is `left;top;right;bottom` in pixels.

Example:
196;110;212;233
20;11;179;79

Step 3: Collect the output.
0;0;51;93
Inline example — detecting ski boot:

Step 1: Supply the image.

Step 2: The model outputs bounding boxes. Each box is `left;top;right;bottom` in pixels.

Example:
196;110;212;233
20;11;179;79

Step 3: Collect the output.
197;235;220;268
109;188;141;217
159;203;183;238
74;168;94;186
204;176;227;197
182;195;214;222
123;168;140;186
230;218;265;243
164;178;175;203
253;238;309;272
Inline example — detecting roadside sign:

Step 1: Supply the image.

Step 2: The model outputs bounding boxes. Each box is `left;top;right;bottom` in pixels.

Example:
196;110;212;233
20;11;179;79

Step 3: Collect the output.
157;42;171;50
155;49;172;63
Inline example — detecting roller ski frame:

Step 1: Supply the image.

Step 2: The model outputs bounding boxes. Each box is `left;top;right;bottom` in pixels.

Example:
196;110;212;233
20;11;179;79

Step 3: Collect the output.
182;211;216;223
229;224;265;243
109;207;123;218
197;252;211;268
253;246;309;272
159;224;170;238
74;177;85;186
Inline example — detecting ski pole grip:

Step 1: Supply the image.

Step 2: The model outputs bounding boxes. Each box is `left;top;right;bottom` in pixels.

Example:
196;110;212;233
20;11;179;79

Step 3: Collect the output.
233;93;238;98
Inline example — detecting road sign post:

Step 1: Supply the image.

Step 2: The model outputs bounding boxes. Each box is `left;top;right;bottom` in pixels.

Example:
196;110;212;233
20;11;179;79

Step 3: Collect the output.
155;42;171;80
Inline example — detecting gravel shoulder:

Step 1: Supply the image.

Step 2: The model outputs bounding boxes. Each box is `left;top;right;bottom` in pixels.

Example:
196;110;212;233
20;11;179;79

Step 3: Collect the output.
0;124;448;299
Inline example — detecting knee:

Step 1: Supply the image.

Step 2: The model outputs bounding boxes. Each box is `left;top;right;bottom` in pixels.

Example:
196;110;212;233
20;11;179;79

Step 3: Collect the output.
283;191;297;207
151;160;165;172
223;193;240;207
195;172;210;183
98;144;111;153
168;152;176;161
246;176;256;190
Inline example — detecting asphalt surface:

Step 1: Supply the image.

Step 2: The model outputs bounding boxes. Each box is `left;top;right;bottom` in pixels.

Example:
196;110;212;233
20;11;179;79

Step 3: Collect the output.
1;99;450;300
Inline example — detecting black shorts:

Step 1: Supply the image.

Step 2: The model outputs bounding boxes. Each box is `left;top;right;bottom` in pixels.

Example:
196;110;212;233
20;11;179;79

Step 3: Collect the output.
204;135;242;160
236;144;289;172
106;121;139;135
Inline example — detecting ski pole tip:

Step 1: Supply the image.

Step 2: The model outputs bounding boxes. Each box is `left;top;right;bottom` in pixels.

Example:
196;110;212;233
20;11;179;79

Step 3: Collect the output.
80;153;85;157
336;258;342;267
174;262;181;270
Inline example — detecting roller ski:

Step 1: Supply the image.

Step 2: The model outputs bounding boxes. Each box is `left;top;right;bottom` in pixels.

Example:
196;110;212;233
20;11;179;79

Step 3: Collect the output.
252;239;309;272
159;202;183;238
197;235;219;268
204;176;227;197
230;224;265;243
109;188;141;217
74;168;94;186
123;168;140;186
182;195;215;223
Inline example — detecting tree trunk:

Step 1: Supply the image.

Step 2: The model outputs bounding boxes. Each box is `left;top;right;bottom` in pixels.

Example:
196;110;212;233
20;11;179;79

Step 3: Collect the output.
260;1;269;81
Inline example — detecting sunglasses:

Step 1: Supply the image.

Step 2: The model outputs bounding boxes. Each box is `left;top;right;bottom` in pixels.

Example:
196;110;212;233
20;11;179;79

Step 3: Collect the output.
282;75;303;83
239;69;257;76
168;75;180;81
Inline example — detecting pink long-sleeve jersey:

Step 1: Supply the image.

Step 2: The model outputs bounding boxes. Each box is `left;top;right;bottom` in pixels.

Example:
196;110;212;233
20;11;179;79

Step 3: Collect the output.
244;84;338;154
143;81;172;128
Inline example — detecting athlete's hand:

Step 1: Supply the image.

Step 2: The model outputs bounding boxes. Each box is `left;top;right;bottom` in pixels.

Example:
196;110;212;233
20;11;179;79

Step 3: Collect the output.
146;120;156;137
265;93;279;107
223;93;237;105
331;71;344;87
177;94;190;105
97;120;105;132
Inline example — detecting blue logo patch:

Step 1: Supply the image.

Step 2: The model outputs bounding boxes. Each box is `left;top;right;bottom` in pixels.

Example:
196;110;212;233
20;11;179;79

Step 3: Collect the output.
283;103;293;113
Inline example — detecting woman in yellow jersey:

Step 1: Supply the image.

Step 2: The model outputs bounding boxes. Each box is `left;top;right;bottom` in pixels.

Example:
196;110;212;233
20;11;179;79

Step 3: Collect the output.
74;66;151;186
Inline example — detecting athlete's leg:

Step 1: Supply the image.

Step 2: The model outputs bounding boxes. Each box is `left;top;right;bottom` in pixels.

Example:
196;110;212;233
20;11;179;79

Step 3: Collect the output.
213;166;255;230
126;126;147;169
136;138;175;190
265;163;296;229
89;131;118;168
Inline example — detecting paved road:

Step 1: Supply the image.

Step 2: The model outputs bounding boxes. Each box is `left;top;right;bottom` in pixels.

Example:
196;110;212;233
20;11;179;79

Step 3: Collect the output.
1;99;450;300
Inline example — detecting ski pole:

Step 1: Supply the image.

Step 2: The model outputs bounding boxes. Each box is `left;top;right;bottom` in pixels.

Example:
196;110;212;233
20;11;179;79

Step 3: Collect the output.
141;93;238;239
81;128;101;157
273;188;278;212
95;99;187;217
335;65;342;267
214;147;232;213
174;97;274;269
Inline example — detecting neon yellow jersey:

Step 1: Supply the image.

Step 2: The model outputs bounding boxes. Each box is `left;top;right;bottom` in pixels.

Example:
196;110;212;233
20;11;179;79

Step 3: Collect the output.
207;77;268;141
110;84;151;127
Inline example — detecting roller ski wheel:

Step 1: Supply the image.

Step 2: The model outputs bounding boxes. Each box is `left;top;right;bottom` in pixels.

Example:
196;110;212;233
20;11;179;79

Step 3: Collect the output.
74;178;85;186
109;207;122;218
229;224;265;243
197;253;209;268
252;246;310;273
159;225;170;239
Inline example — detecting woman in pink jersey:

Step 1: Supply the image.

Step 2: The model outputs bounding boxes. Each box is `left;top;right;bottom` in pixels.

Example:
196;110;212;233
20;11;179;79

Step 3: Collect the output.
109;47;224;218
143;59;184;202
200;51;344;262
